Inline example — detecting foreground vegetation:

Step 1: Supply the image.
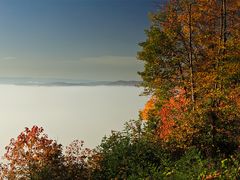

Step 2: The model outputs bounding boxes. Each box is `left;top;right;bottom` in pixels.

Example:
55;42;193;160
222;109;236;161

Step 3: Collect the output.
1;0;240;179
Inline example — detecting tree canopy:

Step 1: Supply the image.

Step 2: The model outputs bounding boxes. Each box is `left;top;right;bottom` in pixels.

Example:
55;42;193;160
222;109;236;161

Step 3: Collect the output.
138;0;240;156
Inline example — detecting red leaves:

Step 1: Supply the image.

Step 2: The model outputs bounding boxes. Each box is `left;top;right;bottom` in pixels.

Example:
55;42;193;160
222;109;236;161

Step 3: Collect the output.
3;126;62;178
1;126;93;179
158;89;189;141
141;88;189;141
65;140;92;166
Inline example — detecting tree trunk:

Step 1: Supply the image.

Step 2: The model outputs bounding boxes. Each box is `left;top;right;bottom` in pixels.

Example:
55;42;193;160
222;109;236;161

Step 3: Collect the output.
189;3;195;109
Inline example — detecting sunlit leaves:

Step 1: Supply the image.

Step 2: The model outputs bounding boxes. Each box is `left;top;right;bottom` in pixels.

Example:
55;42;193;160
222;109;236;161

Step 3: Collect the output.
2;126;64;179
138;0;240;155
1;126;93;179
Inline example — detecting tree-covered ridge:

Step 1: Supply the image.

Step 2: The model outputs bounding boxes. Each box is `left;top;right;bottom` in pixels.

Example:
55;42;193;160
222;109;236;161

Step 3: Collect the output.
0;0;240;179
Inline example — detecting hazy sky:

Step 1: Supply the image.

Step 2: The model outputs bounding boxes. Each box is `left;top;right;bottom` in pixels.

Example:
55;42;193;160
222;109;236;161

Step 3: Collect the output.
0;0;158;81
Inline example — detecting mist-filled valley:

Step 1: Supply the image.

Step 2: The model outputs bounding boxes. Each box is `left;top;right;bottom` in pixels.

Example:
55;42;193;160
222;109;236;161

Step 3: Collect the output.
0;85;147;156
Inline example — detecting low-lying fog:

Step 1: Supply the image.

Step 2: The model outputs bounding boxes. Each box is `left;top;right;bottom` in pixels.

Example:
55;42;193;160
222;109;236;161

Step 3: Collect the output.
0;85;147;157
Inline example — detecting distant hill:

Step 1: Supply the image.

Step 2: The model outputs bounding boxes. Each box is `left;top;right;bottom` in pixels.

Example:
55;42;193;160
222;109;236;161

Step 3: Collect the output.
0;77;141;87
106;80;140;86
33;80;141;87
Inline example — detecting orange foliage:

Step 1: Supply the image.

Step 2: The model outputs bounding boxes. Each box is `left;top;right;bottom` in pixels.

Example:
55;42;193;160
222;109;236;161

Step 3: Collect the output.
140;96;158;120
141;89;189;141
3;126;63;179
158;89;189;141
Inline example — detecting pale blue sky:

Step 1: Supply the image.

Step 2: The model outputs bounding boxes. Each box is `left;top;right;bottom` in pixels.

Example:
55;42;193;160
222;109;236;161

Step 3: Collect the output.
0;0;162;81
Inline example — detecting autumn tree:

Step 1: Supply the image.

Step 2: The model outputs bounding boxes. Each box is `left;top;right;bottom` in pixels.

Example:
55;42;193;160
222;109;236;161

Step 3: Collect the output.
0;126;95;180
64;140;92;179
1;126;66;179
138;0;240;156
